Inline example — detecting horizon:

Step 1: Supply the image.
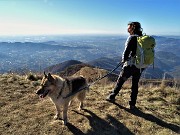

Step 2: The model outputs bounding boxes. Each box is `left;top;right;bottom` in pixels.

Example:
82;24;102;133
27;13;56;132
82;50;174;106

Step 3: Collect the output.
0;34;180;43
0;0;180;36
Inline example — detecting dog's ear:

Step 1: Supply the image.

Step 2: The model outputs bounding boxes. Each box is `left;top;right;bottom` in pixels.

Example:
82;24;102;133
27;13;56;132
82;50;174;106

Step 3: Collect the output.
44;71;48;78
47;73;54;82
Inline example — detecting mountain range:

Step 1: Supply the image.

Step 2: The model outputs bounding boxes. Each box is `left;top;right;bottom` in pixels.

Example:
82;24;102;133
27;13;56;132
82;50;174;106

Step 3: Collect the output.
44;54;175;79
0;35;180;79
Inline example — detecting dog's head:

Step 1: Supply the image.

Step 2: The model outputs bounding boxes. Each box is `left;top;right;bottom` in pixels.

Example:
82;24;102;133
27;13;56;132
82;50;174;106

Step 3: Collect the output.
36;72;56;98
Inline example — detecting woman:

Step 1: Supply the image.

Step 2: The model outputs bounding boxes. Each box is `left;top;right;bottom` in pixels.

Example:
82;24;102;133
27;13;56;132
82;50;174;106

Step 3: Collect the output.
106;22;144;110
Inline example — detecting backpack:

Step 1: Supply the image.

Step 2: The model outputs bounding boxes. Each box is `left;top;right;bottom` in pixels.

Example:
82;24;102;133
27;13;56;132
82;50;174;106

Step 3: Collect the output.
135;35;156;68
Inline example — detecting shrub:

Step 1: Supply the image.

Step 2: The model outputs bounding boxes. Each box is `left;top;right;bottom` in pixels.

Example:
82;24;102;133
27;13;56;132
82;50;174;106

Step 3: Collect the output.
26;73;38;81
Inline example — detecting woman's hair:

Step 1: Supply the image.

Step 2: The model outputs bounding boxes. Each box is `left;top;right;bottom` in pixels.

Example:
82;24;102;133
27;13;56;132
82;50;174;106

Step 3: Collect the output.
128;22;143;36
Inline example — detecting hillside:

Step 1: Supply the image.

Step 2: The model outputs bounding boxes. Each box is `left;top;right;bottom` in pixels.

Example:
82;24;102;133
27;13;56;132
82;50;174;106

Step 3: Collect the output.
44;60;84;74
43;57;174;80
88;56;121;72
0;71;179;135
154;36;180;57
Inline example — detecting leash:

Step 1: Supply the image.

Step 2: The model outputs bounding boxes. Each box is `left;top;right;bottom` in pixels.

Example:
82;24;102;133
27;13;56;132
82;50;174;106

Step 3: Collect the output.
63;61;124;99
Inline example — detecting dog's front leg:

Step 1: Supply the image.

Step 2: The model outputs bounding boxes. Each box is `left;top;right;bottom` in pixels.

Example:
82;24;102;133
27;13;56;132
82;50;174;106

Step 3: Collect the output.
54;104;61;120
62;103;68;125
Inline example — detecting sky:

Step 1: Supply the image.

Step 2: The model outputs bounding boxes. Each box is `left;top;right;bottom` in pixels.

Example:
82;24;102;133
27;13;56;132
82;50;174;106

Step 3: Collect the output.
0;0;180;36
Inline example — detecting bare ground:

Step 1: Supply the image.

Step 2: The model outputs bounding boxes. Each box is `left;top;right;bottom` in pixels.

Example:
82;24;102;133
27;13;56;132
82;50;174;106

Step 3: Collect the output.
0;74;180;135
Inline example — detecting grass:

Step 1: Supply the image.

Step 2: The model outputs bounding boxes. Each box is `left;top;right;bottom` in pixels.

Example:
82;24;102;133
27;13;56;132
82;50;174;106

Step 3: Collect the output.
0;73;180;135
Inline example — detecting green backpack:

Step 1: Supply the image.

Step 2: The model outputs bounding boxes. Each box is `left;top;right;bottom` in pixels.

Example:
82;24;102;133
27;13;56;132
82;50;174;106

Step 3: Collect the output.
135;35;156;68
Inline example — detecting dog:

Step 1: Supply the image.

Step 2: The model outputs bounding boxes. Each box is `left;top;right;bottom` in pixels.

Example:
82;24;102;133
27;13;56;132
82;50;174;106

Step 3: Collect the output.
36;72;89;125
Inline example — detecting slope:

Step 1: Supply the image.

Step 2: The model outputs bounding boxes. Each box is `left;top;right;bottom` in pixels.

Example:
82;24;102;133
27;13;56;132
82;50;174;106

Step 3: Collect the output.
0;73;179;135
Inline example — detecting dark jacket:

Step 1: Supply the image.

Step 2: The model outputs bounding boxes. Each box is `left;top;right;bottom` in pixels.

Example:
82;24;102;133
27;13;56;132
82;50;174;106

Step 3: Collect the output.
122;35;138;63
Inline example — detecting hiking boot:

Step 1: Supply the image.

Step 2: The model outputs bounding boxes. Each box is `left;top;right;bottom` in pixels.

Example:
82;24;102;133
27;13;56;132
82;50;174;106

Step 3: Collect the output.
106;94;116;102
130;105;137;110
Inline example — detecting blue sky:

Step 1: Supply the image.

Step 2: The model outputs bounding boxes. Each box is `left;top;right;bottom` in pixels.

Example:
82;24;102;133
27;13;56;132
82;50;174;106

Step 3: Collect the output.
0;0;179;36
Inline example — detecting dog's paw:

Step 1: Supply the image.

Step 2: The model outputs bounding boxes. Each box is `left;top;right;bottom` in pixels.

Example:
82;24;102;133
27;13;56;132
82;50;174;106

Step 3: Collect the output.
63;119;68;125
54;115;60;120
78;107;83;111
78;103;83;110
68;101;72;106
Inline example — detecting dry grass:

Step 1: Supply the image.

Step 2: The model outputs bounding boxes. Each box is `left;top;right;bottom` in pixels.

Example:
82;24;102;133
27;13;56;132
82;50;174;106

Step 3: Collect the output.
0;73;180;135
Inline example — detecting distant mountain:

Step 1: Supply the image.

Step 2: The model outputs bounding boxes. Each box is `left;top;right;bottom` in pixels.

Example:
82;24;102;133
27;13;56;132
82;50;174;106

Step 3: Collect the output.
44;48;179;79
154;51;180;78
154;58;171;71
88;56;121;72
72;66;118;83
0;53;9;59
42;41;58;45
154;36;180;57
44;57;173;79
0;35;180;78
155;51;180;68
58;63;94;77
44;59;118;82
142;67;173;79
87;54;174;79
44;60;83;73
169;65;180;79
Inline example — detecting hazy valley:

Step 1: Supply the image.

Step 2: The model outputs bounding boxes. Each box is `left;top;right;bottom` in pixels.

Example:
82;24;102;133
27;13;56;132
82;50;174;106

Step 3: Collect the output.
0;35;180;79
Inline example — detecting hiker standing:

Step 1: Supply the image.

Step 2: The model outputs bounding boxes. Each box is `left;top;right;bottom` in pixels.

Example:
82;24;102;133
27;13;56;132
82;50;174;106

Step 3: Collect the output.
106;22;145;110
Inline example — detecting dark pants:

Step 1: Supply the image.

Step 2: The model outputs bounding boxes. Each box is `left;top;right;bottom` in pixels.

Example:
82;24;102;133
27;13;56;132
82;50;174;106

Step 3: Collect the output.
112;65;144;106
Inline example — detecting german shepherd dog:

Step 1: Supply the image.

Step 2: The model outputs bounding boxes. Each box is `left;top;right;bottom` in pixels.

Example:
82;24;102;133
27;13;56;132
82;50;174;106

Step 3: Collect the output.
36;72;88;125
